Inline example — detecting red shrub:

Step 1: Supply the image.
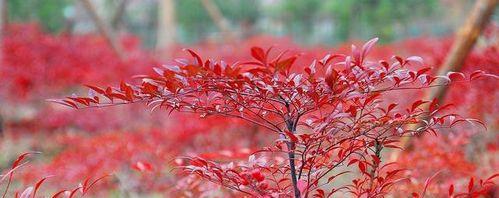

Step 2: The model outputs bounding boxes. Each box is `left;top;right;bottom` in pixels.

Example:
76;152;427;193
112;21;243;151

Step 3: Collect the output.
55;38;496;197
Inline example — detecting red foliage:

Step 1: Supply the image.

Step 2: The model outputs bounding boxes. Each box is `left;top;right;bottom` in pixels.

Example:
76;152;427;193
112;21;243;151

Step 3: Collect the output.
55;37;496;197
1;23;157;100
1;23;497;197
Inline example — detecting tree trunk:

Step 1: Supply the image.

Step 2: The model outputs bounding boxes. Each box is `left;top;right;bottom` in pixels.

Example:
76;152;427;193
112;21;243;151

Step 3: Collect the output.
285;120;300;198
112;0;129;31
200;0;236;42
391;0;497;161
81;0;124;59
156;0;176;52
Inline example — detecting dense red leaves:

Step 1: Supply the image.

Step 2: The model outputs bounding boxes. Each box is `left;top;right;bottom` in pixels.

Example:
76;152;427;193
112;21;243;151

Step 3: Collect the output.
0;24;157;100
2;23;497;197
55;37;496;197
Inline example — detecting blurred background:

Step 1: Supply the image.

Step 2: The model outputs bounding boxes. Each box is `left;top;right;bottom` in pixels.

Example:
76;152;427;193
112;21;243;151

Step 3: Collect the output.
5;0;496;46
0;0;497;197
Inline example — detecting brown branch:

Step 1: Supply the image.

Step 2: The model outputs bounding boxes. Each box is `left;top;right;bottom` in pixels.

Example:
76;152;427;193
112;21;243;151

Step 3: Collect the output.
80;0;124;59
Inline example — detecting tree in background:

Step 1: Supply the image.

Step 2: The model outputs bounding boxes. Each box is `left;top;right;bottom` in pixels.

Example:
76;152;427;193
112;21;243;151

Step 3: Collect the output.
176;0;259;43
157;0;176;51
3;0;475;46
321;0;439;43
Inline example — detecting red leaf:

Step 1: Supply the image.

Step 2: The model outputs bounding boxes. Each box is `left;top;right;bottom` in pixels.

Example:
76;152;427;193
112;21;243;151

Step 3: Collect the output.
274;56;297;75
346;105;357;117
319;54;343;65
82;174;111;194
251;47;266;63
85;85;105;94
33;176;52;198
68;187;82;198
361;37;378;59
448;184;454;196
364;93;380;106
251;170;265;182
387;103;397;113
358;162;366;174
411;100;428;112
305;60;316;75
470;70;485;80
422;170;442;197
485;173;499;182
468;177;474;192
285;130;298;143
429;98;439;113
325;66;338;90
185;49;203;66
393;56;405;66
213;64;222;75
380;60;390;71
51;190;68;198
62;99;78;109
12;152;40;169
347;159;358;166
447;72;466;80
416;67;432;77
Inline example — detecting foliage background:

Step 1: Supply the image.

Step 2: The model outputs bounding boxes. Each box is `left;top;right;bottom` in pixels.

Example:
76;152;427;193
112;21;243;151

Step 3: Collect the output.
0;0;497;197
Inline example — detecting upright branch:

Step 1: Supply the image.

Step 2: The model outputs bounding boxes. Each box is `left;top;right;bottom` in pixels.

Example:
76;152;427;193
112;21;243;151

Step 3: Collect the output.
53;38;495;197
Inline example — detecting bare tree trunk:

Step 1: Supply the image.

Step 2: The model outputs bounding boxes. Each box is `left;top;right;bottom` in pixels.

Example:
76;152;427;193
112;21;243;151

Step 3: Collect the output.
112;0;128;31
80;0;124;59
156;0;176;52
391;0;497;161
200;0;236;42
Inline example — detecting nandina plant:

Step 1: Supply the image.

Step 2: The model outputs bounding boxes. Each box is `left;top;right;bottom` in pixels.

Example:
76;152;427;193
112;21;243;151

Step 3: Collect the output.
53;38;494;197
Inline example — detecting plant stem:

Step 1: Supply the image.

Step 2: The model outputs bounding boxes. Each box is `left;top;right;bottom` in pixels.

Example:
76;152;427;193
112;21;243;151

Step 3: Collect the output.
285;117;301;198
287;141;300;198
